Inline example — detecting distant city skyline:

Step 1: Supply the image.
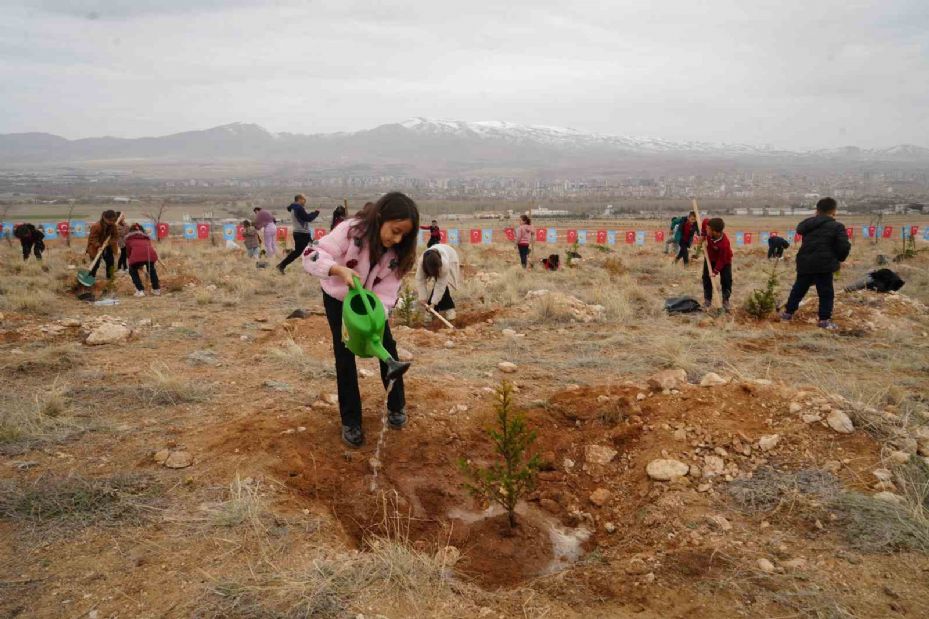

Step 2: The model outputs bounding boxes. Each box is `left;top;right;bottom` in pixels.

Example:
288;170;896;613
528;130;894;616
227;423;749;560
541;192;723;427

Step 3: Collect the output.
2;1;927;149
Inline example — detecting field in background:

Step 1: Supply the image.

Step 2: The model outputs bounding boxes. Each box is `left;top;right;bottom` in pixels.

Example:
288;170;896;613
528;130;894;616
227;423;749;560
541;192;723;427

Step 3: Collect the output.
1;226;929;618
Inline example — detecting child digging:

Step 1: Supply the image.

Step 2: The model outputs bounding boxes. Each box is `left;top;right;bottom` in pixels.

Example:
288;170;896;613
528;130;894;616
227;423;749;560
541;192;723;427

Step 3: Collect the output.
124;223;161;297
415;243;460;324
702;217;733;312
85;210;120;280
780;197;851;330
304;192;419;448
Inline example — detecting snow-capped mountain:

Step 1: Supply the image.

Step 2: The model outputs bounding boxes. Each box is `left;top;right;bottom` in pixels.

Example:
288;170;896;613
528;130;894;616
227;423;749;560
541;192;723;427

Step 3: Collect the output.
1;118;927;170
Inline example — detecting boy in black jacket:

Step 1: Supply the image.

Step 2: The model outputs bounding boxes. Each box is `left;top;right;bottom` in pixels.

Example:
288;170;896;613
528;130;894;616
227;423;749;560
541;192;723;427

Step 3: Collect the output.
780;197;851;330
14;223;45;261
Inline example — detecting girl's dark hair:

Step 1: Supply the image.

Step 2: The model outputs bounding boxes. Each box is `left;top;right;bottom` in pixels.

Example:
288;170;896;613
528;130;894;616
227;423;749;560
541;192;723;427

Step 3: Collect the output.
422;249;442;279
521;214;531;225
129;223;143;232
351;192;420;275
241;219;251;227
101;209;117;222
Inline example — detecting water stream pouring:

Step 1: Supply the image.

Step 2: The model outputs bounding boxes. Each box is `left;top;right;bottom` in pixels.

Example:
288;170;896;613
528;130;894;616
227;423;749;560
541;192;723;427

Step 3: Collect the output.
342;276;411;382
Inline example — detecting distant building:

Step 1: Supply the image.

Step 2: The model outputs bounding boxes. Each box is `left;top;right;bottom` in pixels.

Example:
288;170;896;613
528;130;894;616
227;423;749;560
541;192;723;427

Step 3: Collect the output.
734;208;749;216
532;206;571;217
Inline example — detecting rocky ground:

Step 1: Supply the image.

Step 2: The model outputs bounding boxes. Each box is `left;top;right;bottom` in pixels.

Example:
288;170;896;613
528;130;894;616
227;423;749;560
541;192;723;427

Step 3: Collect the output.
1;238;929;618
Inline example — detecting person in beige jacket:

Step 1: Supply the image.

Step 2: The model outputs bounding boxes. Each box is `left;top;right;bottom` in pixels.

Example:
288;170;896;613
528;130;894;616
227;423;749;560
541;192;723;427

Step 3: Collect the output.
415;244;460;323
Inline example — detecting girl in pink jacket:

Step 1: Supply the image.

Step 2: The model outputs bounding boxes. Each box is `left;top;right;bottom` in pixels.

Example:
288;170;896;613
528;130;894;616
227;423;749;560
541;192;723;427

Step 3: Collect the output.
303;192;420;447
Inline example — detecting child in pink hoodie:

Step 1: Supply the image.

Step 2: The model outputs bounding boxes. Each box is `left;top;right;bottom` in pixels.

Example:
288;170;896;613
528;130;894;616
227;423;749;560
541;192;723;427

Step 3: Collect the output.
304;192;420;448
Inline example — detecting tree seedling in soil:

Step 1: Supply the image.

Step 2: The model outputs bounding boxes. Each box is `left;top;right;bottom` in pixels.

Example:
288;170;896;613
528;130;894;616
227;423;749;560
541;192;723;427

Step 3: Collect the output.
745;259;780;319
393;284;420;327
458;381;541;529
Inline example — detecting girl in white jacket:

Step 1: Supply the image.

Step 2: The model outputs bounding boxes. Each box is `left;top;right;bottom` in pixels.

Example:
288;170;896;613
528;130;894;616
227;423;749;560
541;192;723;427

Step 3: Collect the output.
415;244;460;323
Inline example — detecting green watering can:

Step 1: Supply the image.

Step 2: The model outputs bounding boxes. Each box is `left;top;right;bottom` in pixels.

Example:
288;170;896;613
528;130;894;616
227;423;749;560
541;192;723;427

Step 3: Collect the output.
342;276;411;382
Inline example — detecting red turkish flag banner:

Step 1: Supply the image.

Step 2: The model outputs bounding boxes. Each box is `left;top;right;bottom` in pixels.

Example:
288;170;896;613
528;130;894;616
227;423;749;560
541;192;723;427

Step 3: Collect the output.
440;229;448;243
744;232;753;245
313;228;325;240
504;227;516;242
566;229;578;243
868;226;876;238
847;227;854;238
535;228;546;242
911;225;919;237
795;233;803;242
655;230;665;242
470;229;481;244
882;226;893;239
156;222;170;239
625;231;635;244
277;226;288;241
57;221;69;238
196;223;210;239
236;225;245;240
596;229;608;244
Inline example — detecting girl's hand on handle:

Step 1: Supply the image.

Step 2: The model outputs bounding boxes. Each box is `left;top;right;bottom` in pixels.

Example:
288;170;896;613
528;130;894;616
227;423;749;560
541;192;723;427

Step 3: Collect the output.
330;264;360;287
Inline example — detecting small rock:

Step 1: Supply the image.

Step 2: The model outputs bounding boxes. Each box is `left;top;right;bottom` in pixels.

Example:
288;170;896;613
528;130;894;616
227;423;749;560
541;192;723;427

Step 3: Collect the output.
259;324;275;331
563;458;575;470
873;480;896;492
596;394;611;404
826;410;854;434
359;368;374;378
789;402;803;414
322;393;339;405
625;558;650;575
434;545;460;567
566;384;580;391
672;428;688;441
646;459;689;481
703;455;725;477
444;340;455;349
604;522;617;533
782;558;807;570
186;350;219;366
823;460;842;473
286;309;310;319
697;483;712;492
756;558;776;573
706;515;732;531
502;328;517;337
872;468;893;482
539;498;561;514
889;450;910;464
84;322;131;346
647;368;688;391
397;347;414;362
497;361;518;373
636;393;646;401
153;449;170;464
699;372;728;387
585;444;618;465
164;451;193;469
801;413;822;424
589;488;611;506
262;380;293;392
758;434;780;452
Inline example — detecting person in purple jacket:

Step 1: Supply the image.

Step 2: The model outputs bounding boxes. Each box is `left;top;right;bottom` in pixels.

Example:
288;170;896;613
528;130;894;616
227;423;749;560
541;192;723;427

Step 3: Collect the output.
252;207;278;258
303;192;420;447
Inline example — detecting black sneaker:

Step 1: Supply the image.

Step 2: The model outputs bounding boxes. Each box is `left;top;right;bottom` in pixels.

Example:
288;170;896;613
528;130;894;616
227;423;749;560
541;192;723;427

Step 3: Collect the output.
341;425;364;447
387;409;407;429
276;264;286;275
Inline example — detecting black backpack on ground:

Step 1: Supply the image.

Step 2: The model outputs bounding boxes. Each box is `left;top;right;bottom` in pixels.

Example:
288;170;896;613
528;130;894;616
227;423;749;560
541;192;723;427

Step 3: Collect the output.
665;296;702;314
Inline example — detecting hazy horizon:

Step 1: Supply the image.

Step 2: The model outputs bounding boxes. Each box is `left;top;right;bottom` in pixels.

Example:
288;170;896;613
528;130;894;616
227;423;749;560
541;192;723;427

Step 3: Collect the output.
2;0;927;150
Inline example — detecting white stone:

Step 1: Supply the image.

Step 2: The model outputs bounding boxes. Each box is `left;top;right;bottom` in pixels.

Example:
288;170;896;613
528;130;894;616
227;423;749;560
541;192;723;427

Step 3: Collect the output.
164;451;192;469
703;455;725;477
647;368;688;391
789;402;803;414
781;558;807;570
706;515;732;531
497;361;517;373
585;444;618;465
501;328;517;337
758;434;780;452
826;410;854;434
84;322;131;345
756;558;776;573
322;393;339;405
801;414;822;424
699;372;728;387
646;458;689;481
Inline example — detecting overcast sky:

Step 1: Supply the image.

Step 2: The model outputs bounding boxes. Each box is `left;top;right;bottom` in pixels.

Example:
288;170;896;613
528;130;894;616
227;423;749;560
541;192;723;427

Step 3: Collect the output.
1;0;927;149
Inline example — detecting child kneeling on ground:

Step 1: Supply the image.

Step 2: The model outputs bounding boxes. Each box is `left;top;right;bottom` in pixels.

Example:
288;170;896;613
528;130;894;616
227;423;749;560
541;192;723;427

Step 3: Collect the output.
303;192;419;448
124;223;161;297
703;217;733;312
416;243;460;324
780;197;851;330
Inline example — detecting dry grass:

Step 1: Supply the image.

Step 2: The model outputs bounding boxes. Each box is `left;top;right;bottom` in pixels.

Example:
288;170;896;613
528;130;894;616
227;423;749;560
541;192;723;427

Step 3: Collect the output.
141;363;211;405
0;382;79;450
1;343;84;373
0;472;162;532
266;337;336;379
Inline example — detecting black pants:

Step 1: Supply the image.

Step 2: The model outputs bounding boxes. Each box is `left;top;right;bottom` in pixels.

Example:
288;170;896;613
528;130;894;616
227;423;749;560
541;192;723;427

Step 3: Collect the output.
675;242;691;264
117;247;128;270
278;231;311;270
702;263;732;304
323;292;405;428
785;272;835;320
431;287;455;311
129;262;160;291
90;247;115;279
518;244;530;267
768;246;784;259
427;236;440;248
20;239;43;261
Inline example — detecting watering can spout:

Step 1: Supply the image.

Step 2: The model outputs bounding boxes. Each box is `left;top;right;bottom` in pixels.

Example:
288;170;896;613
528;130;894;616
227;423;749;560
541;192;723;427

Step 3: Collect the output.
384;358;411;382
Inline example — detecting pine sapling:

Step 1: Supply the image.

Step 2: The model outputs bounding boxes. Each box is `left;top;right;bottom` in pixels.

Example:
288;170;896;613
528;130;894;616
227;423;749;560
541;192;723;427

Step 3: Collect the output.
745;259;780;318
458;381;541;528
394;284;419;327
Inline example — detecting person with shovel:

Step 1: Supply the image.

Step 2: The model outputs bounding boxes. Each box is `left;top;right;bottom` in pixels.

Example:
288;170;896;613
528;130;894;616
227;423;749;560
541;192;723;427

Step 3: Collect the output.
124;223;161;297
415;243;460;324
702;218;733;312
303;192;420;448
85;210;120;281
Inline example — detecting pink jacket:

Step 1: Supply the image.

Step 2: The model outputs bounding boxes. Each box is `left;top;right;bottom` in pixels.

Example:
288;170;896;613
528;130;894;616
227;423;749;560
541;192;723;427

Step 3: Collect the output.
303;220;404;308
516;223;534;245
